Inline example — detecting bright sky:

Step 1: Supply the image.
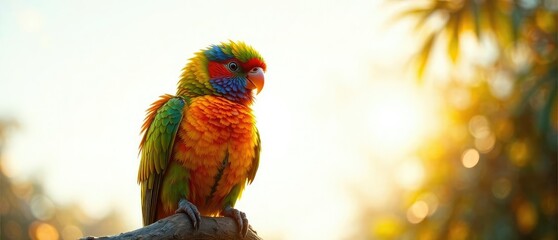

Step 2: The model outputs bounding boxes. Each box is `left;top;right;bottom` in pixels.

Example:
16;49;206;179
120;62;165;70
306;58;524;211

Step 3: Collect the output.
0;0;440;239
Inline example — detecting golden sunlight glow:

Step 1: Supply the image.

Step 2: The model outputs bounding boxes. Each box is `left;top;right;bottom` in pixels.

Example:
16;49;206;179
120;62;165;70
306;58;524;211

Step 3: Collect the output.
396;158;425;190
365;82;436;156
0;1;462;239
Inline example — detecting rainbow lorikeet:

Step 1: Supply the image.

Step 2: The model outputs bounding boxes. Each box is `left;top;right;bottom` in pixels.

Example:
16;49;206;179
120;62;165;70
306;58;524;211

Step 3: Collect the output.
137;41;265;236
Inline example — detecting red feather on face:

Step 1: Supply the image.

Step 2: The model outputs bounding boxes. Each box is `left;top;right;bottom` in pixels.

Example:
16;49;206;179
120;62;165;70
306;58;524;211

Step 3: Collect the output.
207;61;235;79
242;58;267;72
207;58;266;80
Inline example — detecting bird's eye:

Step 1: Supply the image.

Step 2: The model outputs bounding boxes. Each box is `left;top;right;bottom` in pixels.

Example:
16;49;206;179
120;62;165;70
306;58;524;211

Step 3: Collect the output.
227;62;239;72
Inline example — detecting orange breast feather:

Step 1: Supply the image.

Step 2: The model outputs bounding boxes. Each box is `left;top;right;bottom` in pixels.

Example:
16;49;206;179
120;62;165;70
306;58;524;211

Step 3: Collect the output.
173;95;258;215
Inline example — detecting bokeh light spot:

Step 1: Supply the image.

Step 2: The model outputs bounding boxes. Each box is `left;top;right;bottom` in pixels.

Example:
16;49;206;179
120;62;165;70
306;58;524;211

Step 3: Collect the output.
516;201;537;234
31;222;59;240
12;182;34;201
509;140;530;167
30;194;56;221
449;221;470;240
448;88;471;110
509;42;533;72
489;71;515;100
4;220;24;239
419;193;439;216
461;148;480;168
371;215;403;239
469;115;491;139
406;201;429;224
491;177;512;199
62;225;83;240
475;133;496;153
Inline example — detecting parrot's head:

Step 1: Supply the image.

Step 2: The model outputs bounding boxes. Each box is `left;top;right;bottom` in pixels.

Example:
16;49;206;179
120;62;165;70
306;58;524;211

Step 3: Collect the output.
177;41;266;106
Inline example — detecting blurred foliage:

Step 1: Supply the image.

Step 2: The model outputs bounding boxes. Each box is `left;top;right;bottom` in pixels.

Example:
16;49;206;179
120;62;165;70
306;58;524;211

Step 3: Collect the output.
361;0;557;239
0;118;128;240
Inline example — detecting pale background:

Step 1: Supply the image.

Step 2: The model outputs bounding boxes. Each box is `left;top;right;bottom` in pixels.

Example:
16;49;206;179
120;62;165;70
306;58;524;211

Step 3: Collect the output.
0;0;439;239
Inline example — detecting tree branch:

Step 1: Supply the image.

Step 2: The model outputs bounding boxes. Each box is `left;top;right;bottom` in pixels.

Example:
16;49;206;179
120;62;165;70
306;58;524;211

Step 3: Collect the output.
81;213;263;240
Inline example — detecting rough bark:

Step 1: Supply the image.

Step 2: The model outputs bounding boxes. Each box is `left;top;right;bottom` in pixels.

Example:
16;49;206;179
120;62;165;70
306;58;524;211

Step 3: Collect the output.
80;214;262;240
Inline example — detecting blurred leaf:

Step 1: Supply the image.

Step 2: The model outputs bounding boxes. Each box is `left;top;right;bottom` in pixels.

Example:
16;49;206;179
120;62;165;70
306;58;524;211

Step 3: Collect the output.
390;7;432;22
447;12;462;63
417;32;437;81
389;7;438;33
469;0;482;39
495;8;514;48
484;0;499;38
538;78;557;135
511;6;523;46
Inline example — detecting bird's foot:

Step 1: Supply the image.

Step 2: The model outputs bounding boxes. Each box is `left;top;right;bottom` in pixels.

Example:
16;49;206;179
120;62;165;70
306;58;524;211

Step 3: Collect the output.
176;198;201;230
222;206;249;237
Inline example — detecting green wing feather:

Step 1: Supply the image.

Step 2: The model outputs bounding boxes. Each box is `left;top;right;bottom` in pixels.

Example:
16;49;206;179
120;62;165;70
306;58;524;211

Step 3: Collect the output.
247;128;261;184
138;95;186;226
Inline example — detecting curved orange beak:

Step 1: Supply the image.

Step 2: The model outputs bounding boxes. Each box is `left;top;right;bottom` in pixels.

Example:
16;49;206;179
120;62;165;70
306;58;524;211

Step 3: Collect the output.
246;67;265;94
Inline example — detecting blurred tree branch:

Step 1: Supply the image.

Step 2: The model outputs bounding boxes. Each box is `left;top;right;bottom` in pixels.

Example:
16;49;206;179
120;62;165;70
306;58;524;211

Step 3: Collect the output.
80;213;262;240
